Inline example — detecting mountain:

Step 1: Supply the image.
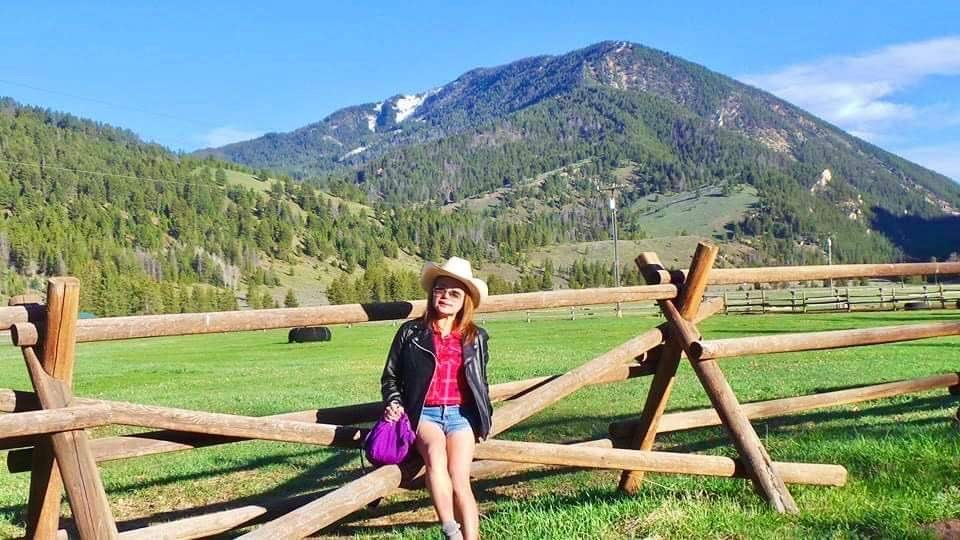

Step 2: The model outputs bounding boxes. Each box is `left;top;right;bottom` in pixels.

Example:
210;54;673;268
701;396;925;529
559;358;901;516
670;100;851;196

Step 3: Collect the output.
198;40;960;263
2;41;959;316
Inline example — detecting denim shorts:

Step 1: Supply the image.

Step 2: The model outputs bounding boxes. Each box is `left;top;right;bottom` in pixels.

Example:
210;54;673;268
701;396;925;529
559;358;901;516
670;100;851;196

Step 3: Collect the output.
420;405;478;435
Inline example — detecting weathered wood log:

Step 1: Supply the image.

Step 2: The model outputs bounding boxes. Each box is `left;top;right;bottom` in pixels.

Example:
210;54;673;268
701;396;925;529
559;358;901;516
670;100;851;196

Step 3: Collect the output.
609;372;960;438
116;505;267;540
239;465;407;540
693;321;960;360
648;262;960;286
6;364;657;472
0;303;44;331
465;438;618;481
11;321;39;347
619;246;716;493
658;299;702;358
691;357;797;513
237;298;723;539
103;401;366;448
71;285;677;343
492;296;723;434
641;246;800;512
475;439;847;486
25;278;119;540
8;293;43;306
0;404;111;439
0;388;39;413
23;349;119;539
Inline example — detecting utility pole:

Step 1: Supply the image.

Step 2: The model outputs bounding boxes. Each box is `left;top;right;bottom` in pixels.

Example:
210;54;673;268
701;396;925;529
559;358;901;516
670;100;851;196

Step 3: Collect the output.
609;190;620;287
607;187;622;318
595;172;625;318
827;236;833;289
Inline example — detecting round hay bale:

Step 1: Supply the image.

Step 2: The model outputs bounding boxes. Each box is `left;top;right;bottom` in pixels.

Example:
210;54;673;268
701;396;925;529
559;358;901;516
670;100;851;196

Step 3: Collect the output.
903;301;931;311
288;326;332;343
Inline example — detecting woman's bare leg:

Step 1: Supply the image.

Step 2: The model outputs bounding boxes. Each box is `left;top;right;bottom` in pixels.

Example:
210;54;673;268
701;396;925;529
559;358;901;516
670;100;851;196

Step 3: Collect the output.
447;429;478;540
415;421;456;524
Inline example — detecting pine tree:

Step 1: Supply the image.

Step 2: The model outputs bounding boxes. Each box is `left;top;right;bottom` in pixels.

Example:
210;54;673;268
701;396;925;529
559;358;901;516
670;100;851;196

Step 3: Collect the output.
284;288;299;308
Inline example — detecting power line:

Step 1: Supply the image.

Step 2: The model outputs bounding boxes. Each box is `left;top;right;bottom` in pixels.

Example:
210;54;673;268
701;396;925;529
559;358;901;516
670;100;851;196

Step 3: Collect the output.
0;158;229;190
0;77;216;128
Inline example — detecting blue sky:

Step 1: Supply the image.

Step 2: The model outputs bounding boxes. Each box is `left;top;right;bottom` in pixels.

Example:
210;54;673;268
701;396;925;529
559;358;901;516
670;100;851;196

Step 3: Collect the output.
3;1;960;180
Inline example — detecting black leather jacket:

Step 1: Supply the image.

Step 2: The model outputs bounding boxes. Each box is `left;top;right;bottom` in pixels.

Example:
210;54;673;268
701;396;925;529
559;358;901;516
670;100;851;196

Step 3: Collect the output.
380;318;493;439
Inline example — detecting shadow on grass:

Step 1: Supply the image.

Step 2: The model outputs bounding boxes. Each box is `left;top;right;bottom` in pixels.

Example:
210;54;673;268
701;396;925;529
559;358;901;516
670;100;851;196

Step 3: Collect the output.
501;386;958;443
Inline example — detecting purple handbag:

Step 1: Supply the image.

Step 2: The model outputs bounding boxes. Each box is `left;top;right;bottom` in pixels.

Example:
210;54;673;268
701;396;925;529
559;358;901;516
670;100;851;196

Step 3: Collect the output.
364;412;417;466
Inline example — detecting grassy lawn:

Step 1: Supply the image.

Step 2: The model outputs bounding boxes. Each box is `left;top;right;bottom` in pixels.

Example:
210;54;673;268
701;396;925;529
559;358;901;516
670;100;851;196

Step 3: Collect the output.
0;310;958;538
627;184;759;239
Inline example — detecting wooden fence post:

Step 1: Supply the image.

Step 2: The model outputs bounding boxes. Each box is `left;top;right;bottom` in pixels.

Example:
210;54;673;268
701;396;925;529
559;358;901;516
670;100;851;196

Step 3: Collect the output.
24;278;118;539
618;245;716;493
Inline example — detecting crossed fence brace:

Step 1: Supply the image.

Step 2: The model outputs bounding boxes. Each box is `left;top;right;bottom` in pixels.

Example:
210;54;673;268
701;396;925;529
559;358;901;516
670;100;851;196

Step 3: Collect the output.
1;244;958;538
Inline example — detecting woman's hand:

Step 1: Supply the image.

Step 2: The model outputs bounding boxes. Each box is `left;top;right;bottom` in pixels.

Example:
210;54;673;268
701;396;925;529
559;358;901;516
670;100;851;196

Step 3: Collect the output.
384;401;404;422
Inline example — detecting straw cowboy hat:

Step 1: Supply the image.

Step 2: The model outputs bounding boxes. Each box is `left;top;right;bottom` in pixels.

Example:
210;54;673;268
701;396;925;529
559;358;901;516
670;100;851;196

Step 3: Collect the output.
420;256;489;307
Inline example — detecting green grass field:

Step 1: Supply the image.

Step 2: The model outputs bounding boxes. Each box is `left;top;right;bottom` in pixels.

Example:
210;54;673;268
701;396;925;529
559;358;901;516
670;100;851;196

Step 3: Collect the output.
1;310;958;538
627;185;759;239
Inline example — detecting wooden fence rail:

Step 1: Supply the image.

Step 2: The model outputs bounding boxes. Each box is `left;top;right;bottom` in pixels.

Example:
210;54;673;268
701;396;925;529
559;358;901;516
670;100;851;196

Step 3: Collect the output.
722;283;960;314
0;255;957;539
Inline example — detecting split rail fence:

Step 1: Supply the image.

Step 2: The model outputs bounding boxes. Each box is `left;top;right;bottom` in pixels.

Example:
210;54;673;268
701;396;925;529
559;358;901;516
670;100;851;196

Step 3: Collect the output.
722;283;960;314
0;249;958;538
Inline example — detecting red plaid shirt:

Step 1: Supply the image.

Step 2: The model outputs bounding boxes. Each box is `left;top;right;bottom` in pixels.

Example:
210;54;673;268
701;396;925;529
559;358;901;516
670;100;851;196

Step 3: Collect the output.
424;326;470;406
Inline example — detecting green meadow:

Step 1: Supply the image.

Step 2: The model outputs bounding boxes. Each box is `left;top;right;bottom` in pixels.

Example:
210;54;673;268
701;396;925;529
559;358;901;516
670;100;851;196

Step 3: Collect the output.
0;310;957;538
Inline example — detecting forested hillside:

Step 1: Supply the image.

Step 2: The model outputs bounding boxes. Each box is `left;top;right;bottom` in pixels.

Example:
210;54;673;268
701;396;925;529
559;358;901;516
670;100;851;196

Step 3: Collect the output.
0;99;642;315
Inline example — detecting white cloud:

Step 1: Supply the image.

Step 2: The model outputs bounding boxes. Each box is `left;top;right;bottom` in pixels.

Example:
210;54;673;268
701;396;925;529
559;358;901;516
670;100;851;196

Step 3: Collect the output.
197;126;262;148
897;143;960;182
742;36;960;140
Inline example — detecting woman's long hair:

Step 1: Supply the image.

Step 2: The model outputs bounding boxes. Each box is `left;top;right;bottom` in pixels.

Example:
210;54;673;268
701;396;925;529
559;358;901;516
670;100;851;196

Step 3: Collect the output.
422;279;479;344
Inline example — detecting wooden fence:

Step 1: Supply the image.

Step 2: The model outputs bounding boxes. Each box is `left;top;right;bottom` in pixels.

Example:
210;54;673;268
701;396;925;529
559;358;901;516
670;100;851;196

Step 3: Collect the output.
0;252;958;538
723;283;960;314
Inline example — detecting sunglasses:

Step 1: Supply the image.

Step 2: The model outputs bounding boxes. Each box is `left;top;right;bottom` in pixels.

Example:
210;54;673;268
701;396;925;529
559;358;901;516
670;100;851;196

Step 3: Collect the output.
432;286;465;300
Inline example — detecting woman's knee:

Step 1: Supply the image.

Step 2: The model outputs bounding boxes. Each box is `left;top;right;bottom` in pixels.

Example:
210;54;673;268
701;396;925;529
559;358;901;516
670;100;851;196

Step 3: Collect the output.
419;442;449;469
447;463;473;493
450;475;473;495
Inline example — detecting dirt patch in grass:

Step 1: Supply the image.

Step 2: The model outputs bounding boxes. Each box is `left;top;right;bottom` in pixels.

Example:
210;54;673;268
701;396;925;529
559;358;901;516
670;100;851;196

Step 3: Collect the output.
928;519;960;540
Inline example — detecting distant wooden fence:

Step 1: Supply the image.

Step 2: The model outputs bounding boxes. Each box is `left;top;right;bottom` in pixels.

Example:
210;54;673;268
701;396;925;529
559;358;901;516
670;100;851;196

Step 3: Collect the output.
487;282;960;323
1;255;958;538
722;283;960;314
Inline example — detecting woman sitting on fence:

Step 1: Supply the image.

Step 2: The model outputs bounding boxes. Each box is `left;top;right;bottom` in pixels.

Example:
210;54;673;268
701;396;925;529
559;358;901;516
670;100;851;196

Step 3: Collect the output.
380;256;492;540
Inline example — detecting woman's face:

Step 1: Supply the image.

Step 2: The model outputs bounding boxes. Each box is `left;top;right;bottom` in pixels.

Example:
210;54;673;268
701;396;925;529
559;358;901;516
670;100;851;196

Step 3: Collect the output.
432;276;467;317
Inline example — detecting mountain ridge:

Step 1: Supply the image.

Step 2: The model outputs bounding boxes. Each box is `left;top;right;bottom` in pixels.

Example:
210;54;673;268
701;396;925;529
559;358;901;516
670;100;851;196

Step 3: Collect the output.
195;41;959;212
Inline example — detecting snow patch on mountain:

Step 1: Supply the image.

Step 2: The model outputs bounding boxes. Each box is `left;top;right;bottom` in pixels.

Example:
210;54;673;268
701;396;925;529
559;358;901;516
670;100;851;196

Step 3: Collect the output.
339;146;367;161
393;94;426;122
